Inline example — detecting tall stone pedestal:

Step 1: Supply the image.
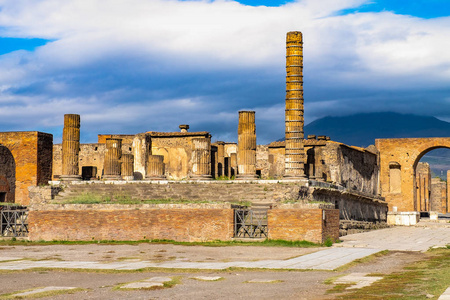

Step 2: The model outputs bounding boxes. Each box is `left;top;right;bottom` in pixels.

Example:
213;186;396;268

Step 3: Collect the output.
284;31;306;180
237;111;257;180
60;114;82;181
146;155;166;180
190;137;212;180
103;138;122;180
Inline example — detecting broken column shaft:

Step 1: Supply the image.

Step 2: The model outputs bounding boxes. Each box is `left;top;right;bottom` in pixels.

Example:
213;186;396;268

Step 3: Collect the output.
190;137;212;180
237;111;257;179
103;138;122;180
61;114;81;181
284;31;306;179
121;154;134;181
146;155;166;180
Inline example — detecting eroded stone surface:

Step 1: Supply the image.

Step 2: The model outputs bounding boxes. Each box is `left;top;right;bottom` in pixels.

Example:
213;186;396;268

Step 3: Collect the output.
12;286;77;297
334;273;382;290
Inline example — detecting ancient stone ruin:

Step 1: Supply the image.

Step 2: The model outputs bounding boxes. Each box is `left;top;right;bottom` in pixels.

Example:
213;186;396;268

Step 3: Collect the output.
0;31;448;242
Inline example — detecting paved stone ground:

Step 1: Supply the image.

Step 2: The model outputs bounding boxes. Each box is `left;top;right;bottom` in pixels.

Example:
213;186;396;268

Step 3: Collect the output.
0;222;448;299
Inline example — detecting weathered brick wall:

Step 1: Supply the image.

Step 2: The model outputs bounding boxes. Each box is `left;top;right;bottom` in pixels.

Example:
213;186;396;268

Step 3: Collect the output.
267;208;339;243
0;145;16;202
28;207;234;242
0;131;53;205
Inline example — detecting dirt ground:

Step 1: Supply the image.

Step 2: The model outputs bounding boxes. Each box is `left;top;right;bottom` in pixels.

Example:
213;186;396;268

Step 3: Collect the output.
0;244;426;299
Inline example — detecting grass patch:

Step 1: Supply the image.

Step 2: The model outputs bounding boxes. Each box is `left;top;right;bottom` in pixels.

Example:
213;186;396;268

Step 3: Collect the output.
334;248;450;299
0;238;321;248
1;287;85;299
334;250;390;272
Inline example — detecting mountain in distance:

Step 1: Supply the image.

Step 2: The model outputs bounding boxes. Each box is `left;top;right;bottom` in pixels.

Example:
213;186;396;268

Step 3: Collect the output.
305;112;450;147
303;112;450;179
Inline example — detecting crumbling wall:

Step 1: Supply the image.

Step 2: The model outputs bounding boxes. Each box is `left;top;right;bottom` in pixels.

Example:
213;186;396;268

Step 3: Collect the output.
430;177;447;213
321;142;379;195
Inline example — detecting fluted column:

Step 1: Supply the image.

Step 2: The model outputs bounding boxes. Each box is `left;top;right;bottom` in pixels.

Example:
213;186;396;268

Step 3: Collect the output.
237;111;257;179
121;154;134;181
61;114;81;181
190;137;212;180
146;155;166;180
103;138;122;180
284;31;306;179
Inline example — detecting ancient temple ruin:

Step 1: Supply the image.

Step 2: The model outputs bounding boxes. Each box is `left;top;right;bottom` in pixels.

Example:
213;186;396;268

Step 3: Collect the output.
0;31;448;242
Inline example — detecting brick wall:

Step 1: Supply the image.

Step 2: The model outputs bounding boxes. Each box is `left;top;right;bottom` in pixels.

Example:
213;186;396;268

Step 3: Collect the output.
268;208;339;243
0;131;53;205
0;145;16;202
28;207;234;242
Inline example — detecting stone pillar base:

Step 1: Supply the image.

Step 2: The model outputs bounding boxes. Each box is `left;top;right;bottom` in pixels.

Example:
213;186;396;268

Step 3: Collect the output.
189;175;213;181
122;176;134;181
102;175;122;180
59;175;82;181
283;175;307;180
236;174;258;180
145;175;166;180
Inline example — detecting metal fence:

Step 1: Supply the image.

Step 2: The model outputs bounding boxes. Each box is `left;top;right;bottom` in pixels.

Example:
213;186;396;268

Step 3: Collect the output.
234;209;268;238
0;206;28;237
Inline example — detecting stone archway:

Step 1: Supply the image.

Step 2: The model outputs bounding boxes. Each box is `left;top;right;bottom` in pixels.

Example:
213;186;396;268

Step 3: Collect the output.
0;145;16;203
376;137;450;212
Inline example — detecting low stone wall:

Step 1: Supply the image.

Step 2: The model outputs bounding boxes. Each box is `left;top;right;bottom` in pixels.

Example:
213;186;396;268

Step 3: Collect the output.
339;220;390;236
268;208;339;243
307;185;387;223
28;205;234;242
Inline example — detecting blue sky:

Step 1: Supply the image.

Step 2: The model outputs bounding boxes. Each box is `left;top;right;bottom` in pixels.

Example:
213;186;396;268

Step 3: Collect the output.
0;0;449;144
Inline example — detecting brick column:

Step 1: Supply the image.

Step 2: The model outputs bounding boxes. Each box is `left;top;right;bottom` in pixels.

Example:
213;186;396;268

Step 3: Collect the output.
146;155;166;180
237;111;257;179
102;138;122;180
216;141;225;177
190;137;212;180
121;154;134;181
230;152;237;178
61;114;81;181
284;31;306;179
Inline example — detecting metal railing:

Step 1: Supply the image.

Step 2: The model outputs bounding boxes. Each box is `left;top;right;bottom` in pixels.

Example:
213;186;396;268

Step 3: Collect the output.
234;209;268;238
0;206;28;237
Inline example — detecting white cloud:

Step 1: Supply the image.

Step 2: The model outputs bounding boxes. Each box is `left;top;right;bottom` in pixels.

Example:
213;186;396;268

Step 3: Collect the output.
0;0;449;144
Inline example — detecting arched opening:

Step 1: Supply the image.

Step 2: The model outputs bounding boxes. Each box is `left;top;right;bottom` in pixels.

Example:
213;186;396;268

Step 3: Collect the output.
413;147;450;213
0;145;16;203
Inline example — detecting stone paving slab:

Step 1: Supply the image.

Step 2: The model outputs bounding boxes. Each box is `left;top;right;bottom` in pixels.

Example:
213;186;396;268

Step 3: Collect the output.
439;286;450;300
0;248;381;271
339;226;450;251
334;273;383;289
12;286;78;297
192;276;223;281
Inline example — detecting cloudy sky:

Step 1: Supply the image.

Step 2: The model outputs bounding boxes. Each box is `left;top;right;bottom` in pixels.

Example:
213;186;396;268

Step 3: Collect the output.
0;0;449;144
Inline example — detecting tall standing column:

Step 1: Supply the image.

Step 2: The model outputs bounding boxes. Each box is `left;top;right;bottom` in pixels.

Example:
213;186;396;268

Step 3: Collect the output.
284;31;306;179
146;155;166;180
216;141;225;177
103;138;122;180
121;154;134;181
237;111;257;179
61;114;81;181
190;137;212;180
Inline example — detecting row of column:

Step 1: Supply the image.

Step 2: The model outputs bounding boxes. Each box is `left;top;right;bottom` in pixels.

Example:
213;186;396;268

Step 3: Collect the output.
60;114;167;181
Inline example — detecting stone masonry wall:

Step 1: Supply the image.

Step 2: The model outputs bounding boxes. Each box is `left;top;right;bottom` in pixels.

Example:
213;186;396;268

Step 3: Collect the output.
268;209;339;243
321;142;379;195
430;177;447;213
